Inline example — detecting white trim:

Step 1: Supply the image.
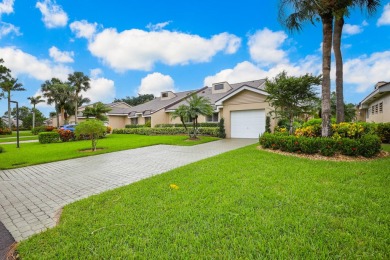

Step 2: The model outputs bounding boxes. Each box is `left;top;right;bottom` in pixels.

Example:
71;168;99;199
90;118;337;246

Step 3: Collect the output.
106;113;128;116
215;86;269;106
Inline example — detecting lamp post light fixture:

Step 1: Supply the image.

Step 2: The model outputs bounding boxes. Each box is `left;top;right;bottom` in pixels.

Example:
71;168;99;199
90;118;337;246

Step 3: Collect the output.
10;100;20;148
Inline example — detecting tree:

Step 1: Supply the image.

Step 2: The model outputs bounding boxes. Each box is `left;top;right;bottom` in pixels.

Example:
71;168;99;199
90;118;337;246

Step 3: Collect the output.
41;78;74;126
28;95;45;129
0;76;26;128
68;72;91;124
63;94;91;122
171;104;190;134
265;71;322;134
185;94;213;139
114;94;154;107
83;102;112;121
23;109;46;129
75;119;106;152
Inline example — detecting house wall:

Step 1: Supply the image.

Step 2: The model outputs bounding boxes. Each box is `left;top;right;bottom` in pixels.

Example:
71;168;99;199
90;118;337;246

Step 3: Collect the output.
365;93;390;123
108;115;129;129
151;109;170;127
220;90;275;138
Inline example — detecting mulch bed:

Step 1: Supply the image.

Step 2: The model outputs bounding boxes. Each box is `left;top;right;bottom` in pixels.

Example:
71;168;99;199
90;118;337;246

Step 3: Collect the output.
257;146;389;162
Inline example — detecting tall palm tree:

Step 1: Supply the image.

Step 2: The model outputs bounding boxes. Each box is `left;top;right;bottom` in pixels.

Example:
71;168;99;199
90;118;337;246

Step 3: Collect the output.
41;78;73;126
83;102;111;121
68;72;91;124
28;95;45;129
186;94;213;139
64;95;91;122
333;0;380;123
0;77;26;128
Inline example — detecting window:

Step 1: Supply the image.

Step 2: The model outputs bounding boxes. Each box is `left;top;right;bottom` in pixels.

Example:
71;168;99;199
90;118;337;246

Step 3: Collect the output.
214;84;224;91
379;102;383;113
131;118;138;125
162;92;168;98
372;105;375;115
144;117;151;123
375;104;378;114
206;112;219;122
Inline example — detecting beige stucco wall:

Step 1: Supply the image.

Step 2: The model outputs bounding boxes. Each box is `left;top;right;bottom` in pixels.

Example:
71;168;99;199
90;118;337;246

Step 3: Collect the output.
151;109;170;127
220;90;275;138
364;93;390;123
168;114;213;125
108;115;129;129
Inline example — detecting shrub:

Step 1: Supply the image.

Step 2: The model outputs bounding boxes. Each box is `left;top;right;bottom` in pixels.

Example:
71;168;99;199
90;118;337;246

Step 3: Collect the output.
377;123;390;143
75;120;107;151
338;138;359;156
125;124;146;128
45;126;55;132
295;125;321;137
318;138;337;156
113;127;219;137
299;137;319;154
0;146;3;153
0;128;12;135
358;134;381;157
302;118;322;127
218;118;226;138
106;126;112;133
38;132;60;144
155;122;219;128
32;126;48;135
144;121;151;128
265;116;271;133
57;129;75;142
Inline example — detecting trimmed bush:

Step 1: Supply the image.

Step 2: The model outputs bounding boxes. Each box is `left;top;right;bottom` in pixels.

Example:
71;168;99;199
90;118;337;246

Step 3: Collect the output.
57;129;75;142
32;125;54;135
265;116;271;133
0;128;12;135
125;124;147;128
155;122;218;128
38;132;60;144
218;118;226;138
299;137;319;154
113;127;219;137
358;134;381;158
377;123;390;143
338;138;359;156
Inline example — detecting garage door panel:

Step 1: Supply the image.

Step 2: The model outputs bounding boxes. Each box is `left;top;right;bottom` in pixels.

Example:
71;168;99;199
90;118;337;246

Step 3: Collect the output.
231;110;265;138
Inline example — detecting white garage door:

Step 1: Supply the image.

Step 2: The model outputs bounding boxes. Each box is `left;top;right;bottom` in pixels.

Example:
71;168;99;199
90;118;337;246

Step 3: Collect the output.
231;110;265;138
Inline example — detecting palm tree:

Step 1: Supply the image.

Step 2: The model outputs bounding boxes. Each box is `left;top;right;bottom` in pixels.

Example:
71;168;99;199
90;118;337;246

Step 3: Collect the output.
27;96;45;129
333;0;380;123
0;76;25;128
41;78;73;126
83;102;111;121
186;94;213;139
64;94;91;123
171;104;190;135
68;72;91;124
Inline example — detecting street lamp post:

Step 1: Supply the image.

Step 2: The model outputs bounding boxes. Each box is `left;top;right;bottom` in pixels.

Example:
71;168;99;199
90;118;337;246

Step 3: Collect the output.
10;100;19;148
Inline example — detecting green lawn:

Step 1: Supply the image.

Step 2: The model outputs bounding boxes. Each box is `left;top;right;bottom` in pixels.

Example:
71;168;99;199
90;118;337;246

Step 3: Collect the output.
17;144;390;259
0;130;34;137
0;134;219;169
0;136;38;143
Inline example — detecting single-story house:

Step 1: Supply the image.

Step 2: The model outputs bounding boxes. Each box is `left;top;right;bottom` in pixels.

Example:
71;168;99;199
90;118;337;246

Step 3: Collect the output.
127;79;275;138
357;81;390;123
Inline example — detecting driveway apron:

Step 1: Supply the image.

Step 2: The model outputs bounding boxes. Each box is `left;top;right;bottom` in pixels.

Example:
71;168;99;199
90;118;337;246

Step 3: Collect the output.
0;139;256;242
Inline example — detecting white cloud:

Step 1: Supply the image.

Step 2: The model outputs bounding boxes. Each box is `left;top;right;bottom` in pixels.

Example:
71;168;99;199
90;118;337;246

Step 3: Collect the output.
83;77;115;103
89;68;103;78
204;56;322;87
377;3;390;26
248;28;288;66
343;51;390;92
70;20;98;40
343;24;363;35
146;21;171;31
0;0;14;16
49;46;74;63
0;21;20;38
137;72;175;96
88;28;241;71
35;0;68;28
0;46;72;81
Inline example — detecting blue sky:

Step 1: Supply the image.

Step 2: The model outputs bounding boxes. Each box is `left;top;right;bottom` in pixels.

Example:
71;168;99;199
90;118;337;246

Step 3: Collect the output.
1;0;390;116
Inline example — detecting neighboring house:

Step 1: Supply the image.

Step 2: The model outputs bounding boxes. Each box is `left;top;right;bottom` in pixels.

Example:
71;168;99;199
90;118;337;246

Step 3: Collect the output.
357;81;390;123
49;102;132;127
1;116;23;128
128;79;275;138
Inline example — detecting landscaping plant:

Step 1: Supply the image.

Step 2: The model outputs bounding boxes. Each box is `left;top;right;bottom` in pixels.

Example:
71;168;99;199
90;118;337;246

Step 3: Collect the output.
75;120;107;151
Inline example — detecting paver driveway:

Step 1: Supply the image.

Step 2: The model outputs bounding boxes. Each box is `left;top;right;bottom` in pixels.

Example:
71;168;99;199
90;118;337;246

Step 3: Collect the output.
0;139;256;241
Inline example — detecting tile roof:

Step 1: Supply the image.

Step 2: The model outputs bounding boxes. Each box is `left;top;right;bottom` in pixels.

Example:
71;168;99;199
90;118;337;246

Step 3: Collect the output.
166;79;266;110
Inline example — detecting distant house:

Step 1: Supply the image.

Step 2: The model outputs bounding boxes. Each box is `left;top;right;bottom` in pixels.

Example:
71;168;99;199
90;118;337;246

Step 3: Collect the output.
1;116;23;128
357;81;390;123
127;79;275;138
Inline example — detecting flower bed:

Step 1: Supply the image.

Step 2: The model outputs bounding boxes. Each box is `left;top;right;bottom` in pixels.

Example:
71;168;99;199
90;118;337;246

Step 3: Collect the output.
113;127;219;137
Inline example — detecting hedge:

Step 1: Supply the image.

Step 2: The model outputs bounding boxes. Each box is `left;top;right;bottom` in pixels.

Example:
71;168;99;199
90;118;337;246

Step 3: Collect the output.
113;127;219;137
32;126;55;135
0;128;12;135
259;132;381;157
38;132;60;144
155;122;219;128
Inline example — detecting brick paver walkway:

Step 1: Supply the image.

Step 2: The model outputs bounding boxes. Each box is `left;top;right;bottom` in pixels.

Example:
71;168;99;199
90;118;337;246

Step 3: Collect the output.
0;139;256;241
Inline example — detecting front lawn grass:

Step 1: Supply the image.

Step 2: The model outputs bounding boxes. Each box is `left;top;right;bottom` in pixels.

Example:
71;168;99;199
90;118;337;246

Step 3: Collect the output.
17;145;390;259
0;134;219;169
0;136;38;143
0;130;34;137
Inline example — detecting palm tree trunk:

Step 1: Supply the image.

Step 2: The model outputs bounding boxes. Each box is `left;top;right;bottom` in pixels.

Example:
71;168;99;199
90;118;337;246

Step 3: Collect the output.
7;92;11;129
321;13;333;137
74;94;78;124
32;105;36;129
55;102;60;128
61;107;66;125
333;16;345;123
